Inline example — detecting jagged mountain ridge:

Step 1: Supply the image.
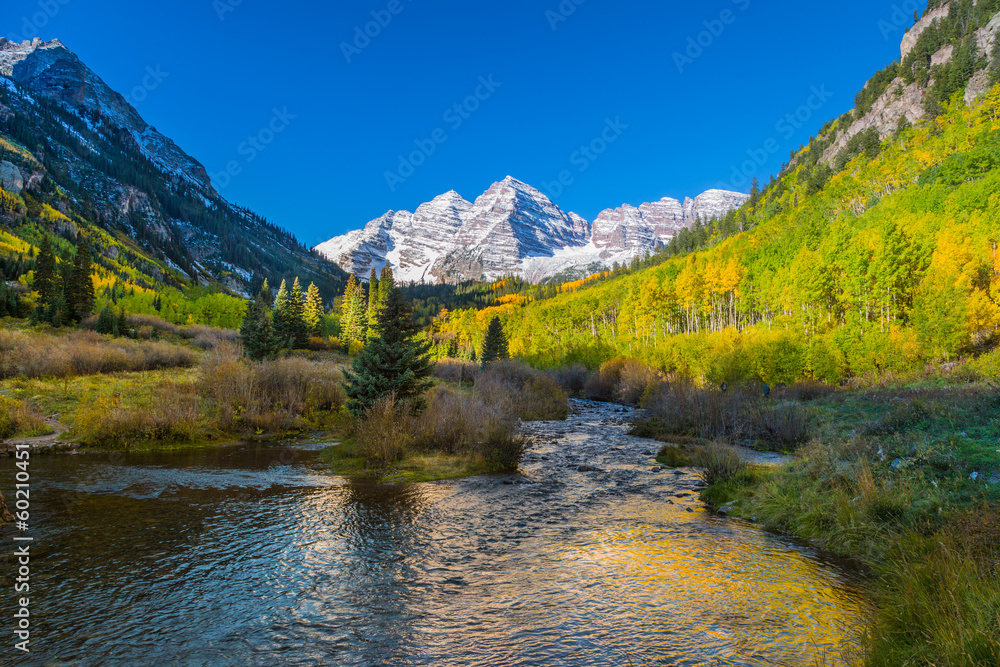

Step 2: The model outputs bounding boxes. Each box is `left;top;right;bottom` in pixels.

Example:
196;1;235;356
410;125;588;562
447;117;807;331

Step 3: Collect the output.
316;177;748;284
0;37;345;297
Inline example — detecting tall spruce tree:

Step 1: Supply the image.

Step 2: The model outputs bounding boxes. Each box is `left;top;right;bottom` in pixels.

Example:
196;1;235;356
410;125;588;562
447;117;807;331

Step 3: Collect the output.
343;286;433;416
240;282;278;360
290;277;308;348
303;282;324;337
480;316;510;365
272;279;294;348
366;268;380;340
70;235;95;321
34;234;56;307
340;275;359;341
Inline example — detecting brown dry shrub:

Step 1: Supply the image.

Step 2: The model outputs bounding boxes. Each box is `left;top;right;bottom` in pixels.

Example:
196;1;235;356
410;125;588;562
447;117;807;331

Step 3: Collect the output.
0;329;196;378
199;345;345;433
433;358;480;385
478;360;568;421
356;395;411;469
547;364;588;397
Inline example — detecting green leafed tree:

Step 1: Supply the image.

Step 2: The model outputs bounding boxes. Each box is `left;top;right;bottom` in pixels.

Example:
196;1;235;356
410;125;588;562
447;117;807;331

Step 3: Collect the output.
343;286;433;417
340;274;359;341
480;316;510;366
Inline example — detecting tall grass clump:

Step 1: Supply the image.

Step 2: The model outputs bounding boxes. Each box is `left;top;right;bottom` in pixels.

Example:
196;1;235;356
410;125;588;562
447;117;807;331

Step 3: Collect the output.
199;344;346;434
477;359;569;421
73;382;201;449
0;396;49;439
355;395;412;469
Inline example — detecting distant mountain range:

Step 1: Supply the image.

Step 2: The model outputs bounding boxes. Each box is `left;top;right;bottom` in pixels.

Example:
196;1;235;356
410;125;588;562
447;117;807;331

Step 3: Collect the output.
316;177;748;283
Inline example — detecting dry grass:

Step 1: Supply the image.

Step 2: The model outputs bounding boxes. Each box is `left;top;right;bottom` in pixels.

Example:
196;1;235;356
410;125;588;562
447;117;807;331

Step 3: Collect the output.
0;396;49;439
73;381;201;449
198;344;346;434
0;329;196;378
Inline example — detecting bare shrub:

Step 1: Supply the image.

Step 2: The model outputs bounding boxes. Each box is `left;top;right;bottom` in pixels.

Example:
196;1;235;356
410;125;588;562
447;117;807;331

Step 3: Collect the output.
784;381;836;402
433;358;480;385
356;395;411;468
616;358;661;404
584;358;627;401
753;402;813;450
478;360;568;421
547;364;589;397
199;345;345;433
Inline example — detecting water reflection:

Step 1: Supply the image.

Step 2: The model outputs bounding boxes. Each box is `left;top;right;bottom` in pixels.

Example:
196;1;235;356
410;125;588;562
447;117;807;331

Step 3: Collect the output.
1;426;864;666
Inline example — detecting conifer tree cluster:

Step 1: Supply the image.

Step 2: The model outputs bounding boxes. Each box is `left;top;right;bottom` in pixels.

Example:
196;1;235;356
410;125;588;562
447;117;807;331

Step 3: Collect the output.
31;232;95;326
341;266;395;344
239;277;326;360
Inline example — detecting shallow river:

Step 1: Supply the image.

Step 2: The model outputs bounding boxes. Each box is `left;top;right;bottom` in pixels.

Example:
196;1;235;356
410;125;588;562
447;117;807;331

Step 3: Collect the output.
1;400;865;666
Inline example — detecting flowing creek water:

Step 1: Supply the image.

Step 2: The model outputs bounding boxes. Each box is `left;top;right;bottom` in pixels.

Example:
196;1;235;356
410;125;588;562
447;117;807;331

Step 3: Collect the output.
1;400;866;666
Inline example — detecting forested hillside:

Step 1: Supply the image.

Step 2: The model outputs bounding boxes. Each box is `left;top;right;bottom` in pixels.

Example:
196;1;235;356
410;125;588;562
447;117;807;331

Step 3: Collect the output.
428;3;1000;382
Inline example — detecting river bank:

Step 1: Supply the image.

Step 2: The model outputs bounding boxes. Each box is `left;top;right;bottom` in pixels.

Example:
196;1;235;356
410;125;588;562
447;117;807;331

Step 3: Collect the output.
663;381;1000;665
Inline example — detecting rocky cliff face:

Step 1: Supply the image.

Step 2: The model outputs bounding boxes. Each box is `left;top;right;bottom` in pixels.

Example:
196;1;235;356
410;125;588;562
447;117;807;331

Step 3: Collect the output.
0;38;344;296
822;4;1000;166
316;178;748;284
0;38;213;191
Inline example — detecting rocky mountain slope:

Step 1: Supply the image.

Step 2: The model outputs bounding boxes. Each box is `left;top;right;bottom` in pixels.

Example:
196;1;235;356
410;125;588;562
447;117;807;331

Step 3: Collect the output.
316;177;747;284
0;37;344;297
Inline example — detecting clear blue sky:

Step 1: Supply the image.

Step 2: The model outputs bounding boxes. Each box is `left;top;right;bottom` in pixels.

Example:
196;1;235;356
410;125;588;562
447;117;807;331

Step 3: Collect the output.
5;0;924;246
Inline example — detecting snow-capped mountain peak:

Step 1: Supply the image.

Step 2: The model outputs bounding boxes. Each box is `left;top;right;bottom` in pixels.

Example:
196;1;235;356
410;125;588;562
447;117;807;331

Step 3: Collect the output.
316;178;748;284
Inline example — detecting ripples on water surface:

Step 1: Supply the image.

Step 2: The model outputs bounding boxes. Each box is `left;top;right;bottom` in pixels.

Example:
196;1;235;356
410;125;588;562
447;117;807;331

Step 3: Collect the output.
1;401;865;666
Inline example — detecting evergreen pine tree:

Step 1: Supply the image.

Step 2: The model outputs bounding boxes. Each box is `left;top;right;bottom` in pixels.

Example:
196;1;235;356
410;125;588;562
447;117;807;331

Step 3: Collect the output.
343;286;433;416
366;268;380;340
96;306;117;336
340;275;359;341
272;279;294;349
70;235;95;321
303;282;324;337
480;316;510;365
240;282;279;360
290;277;308;348
34;234;56;307
348;280;368;342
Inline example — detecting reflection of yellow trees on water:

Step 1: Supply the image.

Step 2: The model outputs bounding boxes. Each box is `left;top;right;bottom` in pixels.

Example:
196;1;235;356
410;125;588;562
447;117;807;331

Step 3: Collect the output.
557;507;865;666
